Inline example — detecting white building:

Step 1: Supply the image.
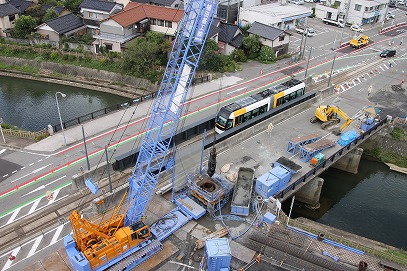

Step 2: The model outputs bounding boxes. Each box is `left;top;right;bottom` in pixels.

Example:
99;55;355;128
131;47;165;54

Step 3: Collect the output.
315;0;389;26
239;3;312;30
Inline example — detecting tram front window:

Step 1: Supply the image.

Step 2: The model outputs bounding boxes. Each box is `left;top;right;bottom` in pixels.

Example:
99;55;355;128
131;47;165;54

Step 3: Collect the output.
216;114;228;127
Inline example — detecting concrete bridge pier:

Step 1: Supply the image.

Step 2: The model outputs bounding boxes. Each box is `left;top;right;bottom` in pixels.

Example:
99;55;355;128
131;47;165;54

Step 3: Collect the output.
332;147;364;174
295;176;324;209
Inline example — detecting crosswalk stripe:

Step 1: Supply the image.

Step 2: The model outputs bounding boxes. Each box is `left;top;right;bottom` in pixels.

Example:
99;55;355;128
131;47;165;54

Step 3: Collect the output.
27;236;43;258
0;149;6;155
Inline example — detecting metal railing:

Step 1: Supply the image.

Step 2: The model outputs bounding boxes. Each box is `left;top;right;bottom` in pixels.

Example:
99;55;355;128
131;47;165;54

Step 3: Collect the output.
1;128;47;139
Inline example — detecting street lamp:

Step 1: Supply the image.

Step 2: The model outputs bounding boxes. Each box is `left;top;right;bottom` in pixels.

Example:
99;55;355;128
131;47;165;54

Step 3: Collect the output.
55;92;67;146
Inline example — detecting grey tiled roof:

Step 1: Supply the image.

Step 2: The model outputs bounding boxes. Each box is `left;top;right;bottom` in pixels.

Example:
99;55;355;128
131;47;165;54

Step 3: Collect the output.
218;22;243;48
79;0;118;12
44;13;85;34
208;18;221;38
247;21;285;41
9;0;32;13
0;3;20;16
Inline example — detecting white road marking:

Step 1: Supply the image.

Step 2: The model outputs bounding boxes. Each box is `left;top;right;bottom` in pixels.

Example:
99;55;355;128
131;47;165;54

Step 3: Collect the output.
37;159;42;162
50;224;64;245
6;207;21;225
21;175;66;197
1;247;21;271
2;174;8;178
28;199;41;215
18;150;50;157
20;167;25;170
29;163;34;166
11;164;52;183
11;170;17;174
0;149;5;155
27;235;43;258
227;87;247;95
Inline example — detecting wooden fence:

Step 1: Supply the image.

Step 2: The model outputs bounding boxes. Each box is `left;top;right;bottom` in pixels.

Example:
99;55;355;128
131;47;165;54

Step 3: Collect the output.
2;128;47;139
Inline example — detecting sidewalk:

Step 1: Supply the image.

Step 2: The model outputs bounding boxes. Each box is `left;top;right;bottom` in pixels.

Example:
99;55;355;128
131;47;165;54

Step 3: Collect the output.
2;60;285;153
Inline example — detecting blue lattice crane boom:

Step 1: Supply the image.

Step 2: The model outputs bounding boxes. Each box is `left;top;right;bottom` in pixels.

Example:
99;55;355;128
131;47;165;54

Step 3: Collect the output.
64;0;219;270
125;0;218;226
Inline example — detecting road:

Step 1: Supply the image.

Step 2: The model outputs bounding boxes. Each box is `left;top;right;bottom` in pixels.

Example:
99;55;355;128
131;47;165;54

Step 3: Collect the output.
0;12;406;270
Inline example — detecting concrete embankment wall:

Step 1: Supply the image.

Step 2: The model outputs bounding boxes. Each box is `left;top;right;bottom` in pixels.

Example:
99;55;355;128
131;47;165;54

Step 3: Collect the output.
360;126;407;157
0;56;158;97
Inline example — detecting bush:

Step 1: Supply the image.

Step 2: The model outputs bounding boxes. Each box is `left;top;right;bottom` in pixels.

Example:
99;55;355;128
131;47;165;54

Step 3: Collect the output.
231;49;247;62
68;54;76;61
62;54;69;60
50;51;59;59
1;123;18;130
35;132;50;142
390;127;406;140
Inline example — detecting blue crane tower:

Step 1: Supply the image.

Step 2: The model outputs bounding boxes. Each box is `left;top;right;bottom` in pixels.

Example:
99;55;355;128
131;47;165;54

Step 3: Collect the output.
64;0;219;270
125;0;218;226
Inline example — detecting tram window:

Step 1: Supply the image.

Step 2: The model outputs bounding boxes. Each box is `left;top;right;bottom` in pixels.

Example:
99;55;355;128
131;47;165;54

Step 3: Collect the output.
252;108;259;117
296;89;304;96
284;95;290;103
226;120;233;129
243;112;251;122
276;98;283;106
235;115;243;126
290;92;296;100
259;105;267;114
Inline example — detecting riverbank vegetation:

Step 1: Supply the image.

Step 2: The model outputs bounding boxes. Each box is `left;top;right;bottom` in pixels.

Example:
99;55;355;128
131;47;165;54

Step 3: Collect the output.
364;126;407;168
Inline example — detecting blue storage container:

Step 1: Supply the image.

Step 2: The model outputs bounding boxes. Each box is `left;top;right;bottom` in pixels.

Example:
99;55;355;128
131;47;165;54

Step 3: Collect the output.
255;165;292;199
205;238;231;271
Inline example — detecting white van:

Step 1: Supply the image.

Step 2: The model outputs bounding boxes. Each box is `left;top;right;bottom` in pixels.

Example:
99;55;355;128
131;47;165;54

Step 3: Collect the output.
290;0;304;4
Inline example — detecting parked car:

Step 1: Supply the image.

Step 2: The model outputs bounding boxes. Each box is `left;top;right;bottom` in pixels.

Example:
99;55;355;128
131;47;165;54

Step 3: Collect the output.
350;24;364;32
380;49;396;57
304;0;313;2
289;0;304;4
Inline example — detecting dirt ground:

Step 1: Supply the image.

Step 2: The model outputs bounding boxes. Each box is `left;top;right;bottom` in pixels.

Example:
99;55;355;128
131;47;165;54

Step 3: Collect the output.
0;133;36;149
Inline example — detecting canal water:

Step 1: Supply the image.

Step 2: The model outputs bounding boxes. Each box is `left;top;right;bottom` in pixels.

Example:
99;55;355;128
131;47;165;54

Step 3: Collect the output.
283;158;407;250
0;76;127;132
1;76;406;250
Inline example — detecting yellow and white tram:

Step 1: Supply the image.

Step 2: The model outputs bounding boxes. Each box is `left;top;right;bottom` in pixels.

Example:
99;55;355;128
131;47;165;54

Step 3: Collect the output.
215;78;305;134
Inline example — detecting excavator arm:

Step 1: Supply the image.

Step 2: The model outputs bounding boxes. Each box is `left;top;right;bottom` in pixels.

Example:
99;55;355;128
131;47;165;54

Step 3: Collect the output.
311;105;353;134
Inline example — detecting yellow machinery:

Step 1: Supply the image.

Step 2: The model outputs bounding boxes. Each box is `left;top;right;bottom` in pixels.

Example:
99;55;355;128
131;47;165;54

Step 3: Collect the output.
310;105;353;135
350;35;369;48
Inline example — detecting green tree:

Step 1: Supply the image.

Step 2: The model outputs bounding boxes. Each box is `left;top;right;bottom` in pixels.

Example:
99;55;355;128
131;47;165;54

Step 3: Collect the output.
198;39;219;71
241;23;251;36
258;46;276;63
242;35;261;59
63;0;82;13
25;5;45;23
230;49;247;62
120;37;162;81
43;7;59;22
11;15;37;39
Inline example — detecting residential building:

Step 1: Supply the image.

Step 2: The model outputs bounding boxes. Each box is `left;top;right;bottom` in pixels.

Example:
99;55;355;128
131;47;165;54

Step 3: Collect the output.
40;4;72;17
94;3;183;53
130;0;183;8
36;13;86;43
79;0;123;34
315;0;389;26
247;21;291;56
0;0;20;37
217;21;243;55
9;0;33;14
239;3;312;30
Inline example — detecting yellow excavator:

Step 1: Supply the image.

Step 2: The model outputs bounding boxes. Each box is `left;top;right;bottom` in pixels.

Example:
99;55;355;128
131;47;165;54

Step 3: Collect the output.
310;105;353;135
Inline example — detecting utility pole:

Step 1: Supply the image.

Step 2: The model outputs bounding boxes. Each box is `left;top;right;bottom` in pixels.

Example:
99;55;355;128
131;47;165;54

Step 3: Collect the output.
338;0;350;48
304;47;312;80
301;27;308;59
327;54;336;87
81;125;90;171
105;145;112;193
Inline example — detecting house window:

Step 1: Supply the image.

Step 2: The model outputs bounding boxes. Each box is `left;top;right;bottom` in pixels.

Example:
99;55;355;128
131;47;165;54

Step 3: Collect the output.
355;4;361;11
370;6;373;11
89;12;98;19
128;25;132;30
9;14;16;22
105;44;113;51
365;6;368;11
279;35;284;42
165;21;172;28
151;19;156;25
157;20;164;26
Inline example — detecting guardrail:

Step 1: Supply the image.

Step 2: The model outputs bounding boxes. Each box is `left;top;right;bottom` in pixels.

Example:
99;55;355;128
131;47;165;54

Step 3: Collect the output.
380;22;407;34
275;117;388;199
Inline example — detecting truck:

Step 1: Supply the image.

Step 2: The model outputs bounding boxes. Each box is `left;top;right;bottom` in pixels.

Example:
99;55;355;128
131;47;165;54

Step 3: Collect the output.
322;18;344;27
295;26;316;37
350;34;369;48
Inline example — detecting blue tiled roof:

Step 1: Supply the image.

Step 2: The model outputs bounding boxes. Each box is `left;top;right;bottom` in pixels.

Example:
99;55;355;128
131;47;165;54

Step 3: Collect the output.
247;21;285;41
9;0;32;13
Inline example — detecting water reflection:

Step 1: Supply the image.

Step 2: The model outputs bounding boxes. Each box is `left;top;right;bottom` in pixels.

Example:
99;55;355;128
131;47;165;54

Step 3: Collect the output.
0;76;127;131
